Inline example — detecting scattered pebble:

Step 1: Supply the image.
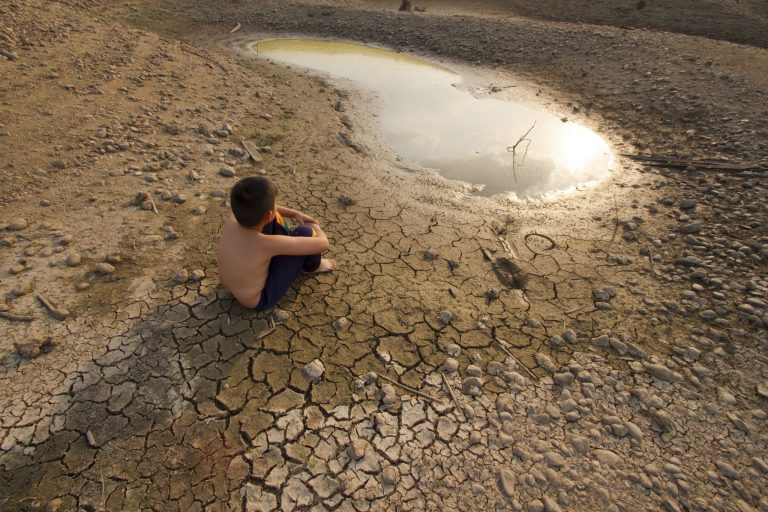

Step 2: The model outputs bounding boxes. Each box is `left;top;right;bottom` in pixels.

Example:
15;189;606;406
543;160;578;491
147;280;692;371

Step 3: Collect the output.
7;218;28;231
302;359;325;382
94;263;115;275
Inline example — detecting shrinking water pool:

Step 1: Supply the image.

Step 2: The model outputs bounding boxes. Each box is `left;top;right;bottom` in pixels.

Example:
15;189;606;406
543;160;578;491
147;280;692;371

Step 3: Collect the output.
254;39;613;200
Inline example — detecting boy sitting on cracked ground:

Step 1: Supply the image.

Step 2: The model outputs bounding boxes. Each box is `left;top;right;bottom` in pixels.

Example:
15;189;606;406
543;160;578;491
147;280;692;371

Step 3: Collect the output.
218;176;336;310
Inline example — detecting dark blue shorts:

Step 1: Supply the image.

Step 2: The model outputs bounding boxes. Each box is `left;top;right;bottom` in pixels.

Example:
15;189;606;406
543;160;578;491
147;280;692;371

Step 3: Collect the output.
253;219;321;311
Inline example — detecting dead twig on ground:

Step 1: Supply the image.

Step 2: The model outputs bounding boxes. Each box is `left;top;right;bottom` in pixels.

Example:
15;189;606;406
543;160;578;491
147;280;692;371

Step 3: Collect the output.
146;192;158;215
498;235;518;258
440;372;465;420
495;337;537;380
0;311;34;322
37;294;68;320
645;246;657;276
610;194;621;243
507;121;536;182
378;373;436;402
255;328;275;340
230;23;242;34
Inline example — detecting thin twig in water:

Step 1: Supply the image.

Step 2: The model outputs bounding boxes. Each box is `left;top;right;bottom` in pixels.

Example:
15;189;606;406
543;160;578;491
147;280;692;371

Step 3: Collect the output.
507;121;536;182
440;372;465;421
378;373;436;402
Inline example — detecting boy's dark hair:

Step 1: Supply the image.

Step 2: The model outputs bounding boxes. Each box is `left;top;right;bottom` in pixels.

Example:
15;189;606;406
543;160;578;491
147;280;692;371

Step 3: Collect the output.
230;176;278;227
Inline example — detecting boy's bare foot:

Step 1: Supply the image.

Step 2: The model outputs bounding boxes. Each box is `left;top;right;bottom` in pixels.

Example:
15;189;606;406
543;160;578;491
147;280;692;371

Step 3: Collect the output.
316;258;336;272
306;258;336;273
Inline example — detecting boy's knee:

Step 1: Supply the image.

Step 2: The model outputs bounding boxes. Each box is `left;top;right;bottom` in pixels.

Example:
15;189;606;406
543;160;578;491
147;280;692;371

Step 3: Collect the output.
292;225;314;238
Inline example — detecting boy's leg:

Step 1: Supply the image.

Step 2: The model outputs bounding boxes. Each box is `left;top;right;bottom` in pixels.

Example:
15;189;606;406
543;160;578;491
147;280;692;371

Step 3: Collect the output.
292;225;321;272
254;224;320;311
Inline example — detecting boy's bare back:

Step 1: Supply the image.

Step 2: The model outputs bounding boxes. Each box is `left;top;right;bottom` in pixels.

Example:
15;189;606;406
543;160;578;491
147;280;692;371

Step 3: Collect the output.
218;215;273;308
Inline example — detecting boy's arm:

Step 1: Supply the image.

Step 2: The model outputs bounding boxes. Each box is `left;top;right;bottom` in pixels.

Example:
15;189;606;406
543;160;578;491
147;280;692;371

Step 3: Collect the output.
276;204;316;224
265;230;329;256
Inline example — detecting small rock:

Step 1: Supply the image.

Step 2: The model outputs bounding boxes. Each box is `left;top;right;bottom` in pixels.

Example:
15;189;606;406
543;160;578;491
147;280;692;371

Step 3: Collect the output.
534;352;558;373
498;469;516;497
381;465;400;485
44;498;63;512
542;496;562;512
302;359;325;382
94;262;115;275
219;166;236;177
271;307;291;323
680;222;701;234
715;460;741;479
76;282;90;291
486;288;500;301
544;451;565;468
462;377;483;396
174;269;189;283
11;281;32;296
486;361;503;375
646;363;680;382
347;439;368;460
424;250;439;261
86;430;98;448
443;358;459;373
193;205;207;215
189;269;205;281
438;310;453;324
594;449;621;466
332;316;350;331
65;253;82;267
338;194;355;206
465;365;483;377
14;335;57;359
446;343;461;356
7;218;28;231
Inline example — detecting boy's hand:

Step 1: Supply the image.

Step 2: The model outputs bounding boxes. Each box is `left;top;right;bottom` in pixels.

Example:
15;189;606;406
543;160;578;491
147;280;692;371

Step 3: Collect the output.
294;212;317;225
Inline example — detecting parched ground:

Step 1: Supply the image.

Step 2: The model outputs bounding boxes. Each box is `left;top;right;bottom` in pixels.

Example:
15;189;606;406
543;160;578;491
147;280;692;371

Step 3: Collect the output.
0;0;767;511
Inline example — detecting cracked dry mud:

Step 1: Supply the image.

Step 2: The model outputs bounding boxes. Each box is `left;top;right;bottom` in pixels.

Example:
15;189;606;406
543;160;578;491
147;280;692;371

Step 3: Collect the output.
1;0;767;511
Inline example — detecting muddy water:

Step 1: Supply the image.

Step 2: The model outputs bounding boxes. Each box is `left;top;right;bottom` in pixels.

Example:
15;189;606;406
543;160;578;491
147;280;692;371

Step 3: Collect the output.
254;38;612;200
